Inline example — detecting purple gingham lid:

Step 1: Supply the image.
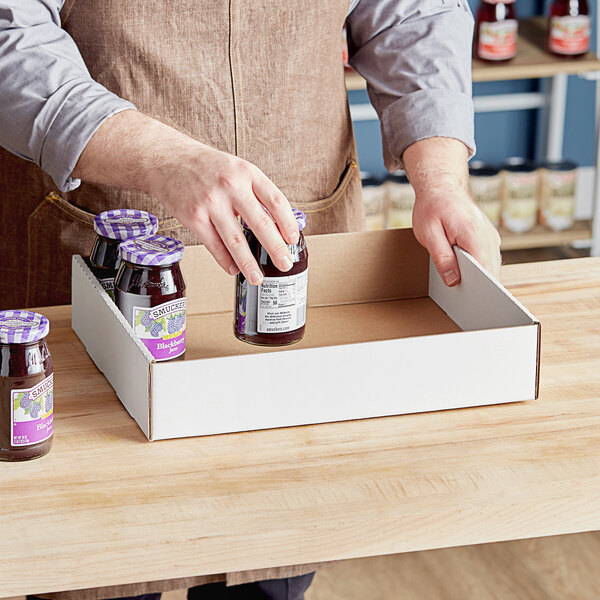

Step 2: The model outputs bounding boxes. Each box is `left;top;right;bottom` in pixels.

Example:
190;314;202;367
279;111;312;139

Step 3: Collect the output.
0;310;50;344
119;235;184;266
292;209;306;231
94;209;159;240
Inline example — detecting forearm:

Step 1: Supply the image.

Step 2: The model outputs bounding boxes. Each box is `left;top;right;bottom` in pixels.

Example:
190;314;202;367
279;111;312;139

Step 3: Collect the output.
71;109;198;194
402;137;470;198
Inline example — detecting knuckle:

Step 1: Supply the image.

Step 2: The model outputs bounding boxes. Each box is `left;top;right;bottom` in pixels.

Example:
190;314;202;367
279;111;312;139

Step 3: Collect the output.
253;212;275;232
228;230;247;251
218;174;238;190
267;193;285;210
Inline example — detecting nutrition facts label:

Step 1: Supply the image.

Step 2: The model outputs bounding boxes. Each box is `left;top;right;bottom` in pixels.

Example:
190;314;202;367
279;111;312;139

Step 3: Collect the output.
258;271;308;333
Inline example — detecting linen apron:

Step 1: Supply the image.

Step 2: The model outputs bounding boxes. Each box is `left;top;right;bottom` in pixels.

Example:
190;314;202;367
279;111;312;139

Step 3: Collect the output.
0;0;363;311
1;0;364;595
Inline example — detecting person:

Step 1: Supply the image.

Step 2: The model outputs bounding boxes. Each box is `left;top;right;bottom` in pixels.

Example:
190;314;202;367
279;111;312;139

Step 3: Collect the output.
0;0;501;598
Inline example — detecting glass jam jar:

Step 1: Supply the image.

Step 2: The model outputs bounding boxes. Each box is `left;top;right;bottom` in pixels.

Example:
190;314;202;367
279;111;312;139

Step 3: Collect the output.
539;159;578;231
469;162;502;228
114;235;186;361
501;158;540;233
235;209;308;346
475;0;518;62
89;209;159;300
548;0;591;57
0;311;53;461
361;173;387;231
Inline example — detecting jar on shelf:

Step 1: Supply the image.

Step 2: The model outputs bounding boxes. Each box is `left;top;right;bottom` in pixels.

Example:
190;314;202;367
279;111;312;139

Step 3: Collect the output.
475;0;518;62
501;158;540;233
386;171;415;229
115;235;186;361
361;172;387;231
0;311;53;462
235;209;308;347
547;0;591;57
539;160;578;231
89;209;159;300
469;162;502;228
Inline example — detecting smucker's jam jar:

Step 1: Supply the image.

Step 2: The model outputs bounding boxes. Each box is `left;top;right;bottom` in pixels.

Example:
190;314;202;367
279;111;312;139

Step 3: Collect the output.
235;209;308;346
475;0;518;62
114;235;186;361
548;0;591;57
0;311;53;461
89;209;159;300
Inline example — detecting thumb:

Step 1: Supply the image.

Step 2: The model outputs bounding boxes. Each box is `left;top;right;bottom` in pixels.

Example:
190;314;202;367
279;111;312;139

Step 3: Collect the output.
419;221;461;287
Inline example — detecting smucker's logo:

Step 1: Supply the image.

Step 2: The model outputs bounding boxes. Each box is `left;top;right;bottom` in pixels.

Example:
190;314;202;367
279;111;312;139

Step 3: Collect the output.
148;300;186;321
134;239;169;251
105;216;151;225
0;317;40;329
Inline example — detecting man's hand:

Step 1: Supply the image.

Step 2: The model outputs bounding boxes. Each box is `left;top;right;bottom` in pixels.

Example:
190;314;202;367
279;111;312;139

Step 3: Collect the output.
403;137;501;286
73;110;299;286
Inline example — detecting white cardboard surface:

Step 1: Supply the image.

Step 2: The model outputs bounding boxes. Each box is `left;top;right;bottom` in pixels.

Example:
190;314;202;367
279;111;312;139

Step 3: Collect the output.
71;256;153;438
71;234;541;441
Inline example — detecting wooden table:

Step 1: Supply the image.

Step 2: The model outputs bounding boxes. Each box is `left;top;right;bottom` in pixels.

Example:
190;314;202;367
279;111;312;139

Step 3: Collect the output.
2;258;600;598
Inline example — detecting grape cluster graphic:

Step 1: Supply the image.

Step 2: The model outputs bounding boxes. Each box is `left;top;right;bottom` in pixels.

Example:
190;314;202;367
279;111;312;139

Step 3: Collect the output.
141;312;153;327
30;402;41;419
19;393;32;410
45;391;53;413
167;314;185;334
150;321;163;337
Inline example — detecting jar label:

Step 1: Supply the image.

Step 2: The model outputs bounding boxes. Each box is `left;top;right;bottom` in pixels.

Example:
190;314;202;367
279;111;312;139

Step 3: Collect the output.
98;277;115;301
549;15;591;55
258;271;308;334
478;20;518;60
11;374;53;447
133;298;186;361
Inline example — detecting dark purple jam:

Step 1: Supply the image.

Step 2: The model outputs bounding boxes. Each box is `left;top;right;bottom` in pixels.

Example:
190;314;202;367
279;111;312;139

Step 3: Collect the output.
234;210;308;346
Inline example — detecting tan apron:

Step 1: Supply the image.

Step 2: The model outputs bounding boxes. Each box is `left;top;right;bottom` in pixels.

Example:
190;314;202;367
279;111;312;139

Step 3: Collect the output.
0;0;364;595
0;0;363;311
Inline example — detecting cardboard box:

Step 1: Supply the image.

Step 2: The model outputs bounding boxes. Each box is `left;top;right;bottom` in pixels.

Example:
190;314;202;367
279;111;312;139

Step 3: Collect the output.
71;229;540;441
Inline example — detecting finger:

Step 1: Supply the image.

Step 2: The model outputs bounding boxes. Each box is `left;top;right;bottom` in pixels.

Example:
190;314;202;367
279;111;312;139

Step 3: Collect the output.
193;220;239;276
237;202;294;273
211;209;263;286
251;172;299;245
420;220;461;287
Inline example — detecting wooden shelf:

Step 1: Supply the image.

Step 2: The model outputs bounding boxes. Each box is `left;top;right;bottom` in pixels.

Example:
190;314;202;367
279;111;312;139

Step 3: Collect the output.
500;220;592;251
345;17;600;90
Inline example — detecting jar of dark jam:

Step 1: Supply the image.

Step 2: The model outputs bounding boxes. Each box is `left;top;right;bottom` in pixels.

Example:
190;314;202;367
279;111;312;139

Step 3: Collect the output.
475;0;518;62
234;209;308;346
0;311;53;461
114;235;186;361
89;209;159;300
547;0;590;57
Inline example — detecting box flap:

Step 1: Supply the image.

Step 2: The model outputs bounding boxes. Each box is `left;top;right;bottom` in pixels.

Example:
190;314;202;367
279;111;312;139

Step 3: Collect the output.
71;256;153;438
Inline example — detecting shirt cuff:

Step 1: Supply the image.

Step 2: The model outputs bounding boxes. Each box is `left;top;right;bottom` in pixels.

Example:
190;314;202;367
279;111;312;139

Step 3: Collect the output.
379;89;475;172
39;79;136;192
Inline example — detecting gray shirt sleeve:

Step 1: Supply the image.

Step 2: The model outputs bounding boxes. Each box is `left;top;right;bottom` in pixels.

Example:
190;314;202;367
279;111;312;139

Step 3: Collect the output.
346;0;475;172
0;0;136;192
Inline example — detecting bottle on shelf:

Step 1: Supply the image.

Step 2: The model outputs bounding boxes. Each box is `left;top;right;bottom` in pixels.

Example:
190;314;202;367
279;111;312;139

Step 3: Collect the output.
547;0;591;57
474;0;518;62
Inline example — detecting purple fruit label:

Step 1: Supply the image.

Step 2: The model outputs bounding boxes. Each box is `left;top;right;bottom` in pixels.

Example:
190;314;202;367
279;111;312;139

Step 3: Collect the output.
133;298;186;361
11;374;54;446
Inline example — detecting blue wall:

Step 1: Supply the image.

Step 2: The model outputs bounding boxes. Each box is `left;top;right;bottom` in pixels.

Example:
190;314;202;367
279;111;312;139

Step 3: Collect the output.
352;0;597;175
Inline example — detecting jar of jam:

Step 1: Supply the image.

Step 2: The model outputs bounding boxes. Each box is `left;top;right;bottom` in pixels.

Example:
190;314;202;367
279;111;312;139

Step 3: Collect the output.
548;0;590;57
235;209;308;346
114;235;186;361
501;158;540;233
0;311;53;461
475;0;518;62
89;209;159;300
539;159;578;231
361;173;387;231
386;171;416;229
469;162;502;228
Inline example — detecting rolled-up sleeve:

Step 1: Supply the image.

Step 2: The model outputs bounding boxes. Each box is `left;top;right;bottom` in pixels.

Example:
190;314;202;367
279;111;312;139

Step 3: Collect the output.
0;0;136;191
346;0;475;171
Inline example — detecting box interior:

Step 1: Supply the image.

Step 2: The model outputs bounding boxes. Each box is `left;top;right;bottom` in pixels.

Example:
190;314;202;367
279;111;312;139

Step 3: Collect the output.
180;228;461;360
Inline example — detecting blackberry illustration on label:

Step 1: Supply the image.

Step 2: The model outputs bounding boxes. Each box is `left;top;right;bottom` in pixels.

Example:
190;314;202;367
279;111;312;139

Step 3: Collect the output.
133;298;187;361
11;374;54;447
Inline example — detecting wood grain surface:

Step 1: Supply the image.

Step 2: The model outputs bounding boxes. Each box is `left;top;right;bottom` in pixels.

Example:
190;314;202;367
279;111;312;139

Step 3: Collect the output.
1;258;600;597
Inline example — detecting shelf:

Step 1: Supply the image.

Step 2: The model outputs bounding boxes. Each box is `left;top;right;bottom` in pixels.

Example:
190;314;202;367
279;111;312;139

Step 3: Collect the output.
500;220;592;251
345;17;600;90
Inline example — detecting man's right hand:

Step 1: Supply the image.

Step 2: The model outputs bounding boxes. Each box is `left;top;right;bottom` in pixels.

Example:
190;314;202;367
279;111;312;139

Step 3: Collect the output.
72;109;299;286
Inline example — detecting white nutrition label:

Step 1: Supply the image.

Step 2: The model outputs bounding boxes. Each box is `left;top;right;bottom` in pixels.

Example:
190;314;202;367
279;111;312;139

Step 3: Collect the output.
257;271;308;333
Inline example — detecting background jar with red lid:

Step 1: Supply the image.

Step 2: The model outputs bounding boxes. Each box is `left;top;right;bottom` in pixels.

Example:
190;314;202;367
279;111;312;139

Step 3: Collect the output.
235;209;308;346
547;0;591;57
0;311;53;461
475;0;518;62
115;235;186;361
